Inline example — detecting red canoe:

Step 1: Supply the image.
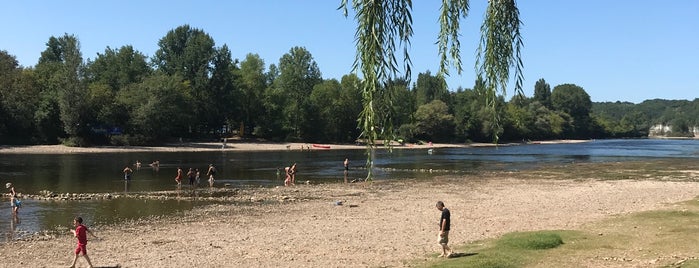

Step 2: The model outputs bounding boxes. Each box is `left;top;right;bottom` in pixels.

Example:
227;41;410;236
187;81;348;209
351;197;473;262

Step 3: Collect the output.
312;144;331;149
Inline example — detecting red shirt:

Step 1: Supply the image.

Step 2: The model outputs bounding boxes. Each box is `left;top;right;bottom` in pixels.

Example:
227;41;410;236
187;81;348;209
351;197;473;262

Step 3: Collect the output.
76;224;88;245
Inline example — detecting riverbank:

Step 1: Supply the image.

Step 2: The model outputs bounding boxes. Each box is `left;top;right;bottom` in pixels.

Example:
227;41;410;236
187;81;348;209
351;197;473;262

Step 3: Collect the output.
2;171;698;267
0;139;588;154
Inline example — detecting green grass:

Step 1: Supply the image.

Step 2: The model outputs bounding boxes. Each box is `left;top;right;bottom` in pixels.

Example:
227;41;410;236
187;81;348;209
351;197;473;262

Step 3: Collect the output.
422;231;568;268
421;199;699;268
418;160;699;267
496;231;564;250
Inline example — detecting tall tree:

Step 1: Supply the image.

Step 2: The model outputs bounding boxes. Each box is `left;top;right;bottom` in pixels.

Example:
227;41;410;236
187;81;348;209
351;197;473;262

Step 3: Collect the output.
85;45;151;91
208;44;238;134
341;0;523;179
533;78;551;108
337;74;364;142
551;83;592;138
414;100;455;142
153;25;218;134
117;74;192;142
34;34;90;145
0;51;40;143
275;46;322;140
237;53;268;135
84;45;151;137
414;71;449;107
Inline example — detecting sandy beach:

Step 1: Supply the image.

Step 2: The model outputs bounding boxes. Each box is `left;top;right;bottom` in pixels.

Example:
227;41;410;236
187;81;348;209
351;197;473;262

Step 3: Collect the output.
0;140;588;154
3;140;695;267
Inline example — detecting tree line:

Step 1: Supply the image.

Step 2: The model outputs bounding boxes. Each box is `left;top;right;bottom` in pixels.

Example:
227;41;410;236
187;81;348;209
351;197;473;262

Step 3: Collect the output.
1;25;696;146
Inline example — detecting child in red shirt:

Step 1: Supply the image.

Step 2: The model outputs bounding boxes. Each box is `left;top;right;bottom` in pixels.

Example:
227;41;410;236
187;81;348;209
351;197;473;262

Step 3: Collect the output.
70;216;98;268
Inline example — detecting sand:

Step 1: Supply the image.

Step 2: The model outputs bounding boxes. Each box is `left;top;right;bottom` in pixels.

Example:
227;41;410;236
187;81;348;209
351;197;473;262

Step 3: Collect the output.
3;141;695;267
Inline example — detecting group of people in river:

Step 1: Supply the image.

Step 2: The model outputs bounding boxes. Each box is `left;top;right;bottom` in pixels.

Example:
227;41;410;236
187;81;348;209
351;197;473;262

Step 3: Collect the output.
122;160;217;189
174;164;216;188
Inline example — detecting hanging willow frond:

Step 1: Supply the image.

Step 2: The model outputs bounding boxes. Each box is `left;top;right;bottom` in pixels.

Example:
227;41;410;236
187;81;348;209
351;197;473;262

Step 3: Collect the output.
476;0;523;142
340;0;522;179
438;0;469;76
476;0;523;100
340;0;413;181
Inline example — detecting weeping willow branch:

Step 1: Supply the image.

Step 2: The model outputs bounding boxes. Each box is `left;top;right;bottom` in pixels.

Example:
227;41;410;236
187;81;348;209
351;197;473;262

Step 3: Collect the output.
438;0;469;76
340;0;413;181
341;0;521;179
476;0;524;142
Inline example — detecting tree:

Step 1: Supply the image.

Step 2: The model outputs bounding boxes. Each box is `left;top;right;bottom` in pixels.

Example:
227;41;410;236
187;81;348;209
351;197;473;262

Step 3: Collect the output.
0;51;40;143
117;74;192;142
34;34;90;145
309;79;343;142
237;53;268;136
551;83;592;138
85;45;151;91
414;71;449;107
153;25;219;134
533;78;551;109
337;74;363;142
84;45;151;140
207;44;238;135
414;100;455;142
341;0;523;179
275;46;322;140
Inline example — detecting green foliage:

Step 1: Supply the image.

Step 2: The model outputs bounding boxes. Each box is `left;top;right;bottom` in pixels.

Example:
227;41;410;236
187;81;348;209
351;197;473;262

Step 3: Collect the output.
551;84;592;138
85;45;150;91
4;17;697;148
276;46;322;141
237;53;268;133
414;100;455;142
425;231;566;268
533;78;551;109
0;51;40;143
496;231;564;250
118;74;192;141
415;71;449;107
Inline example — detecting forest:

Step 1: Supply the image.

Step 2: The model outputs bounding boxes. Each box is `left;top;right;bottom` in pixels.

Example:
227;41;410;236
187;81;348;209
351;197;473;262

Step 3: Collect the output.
1;25;698;146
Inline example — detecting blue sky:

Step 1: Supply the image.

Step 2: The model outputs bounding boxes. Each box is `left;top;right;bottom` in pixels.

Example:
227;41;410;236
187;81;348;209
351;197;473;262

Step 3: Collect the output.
2;1;697;103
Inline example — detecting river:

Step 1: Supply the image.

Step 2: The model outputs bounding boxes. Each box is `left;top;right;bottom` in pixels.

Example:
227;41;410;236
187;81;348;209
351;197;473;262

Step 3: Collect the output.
2;139;699;241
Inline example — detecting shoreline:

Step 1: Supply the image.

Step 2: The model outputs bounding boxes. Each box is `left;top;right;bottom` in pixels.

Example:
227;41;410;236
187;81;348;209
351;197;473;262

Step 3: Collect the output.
2;175;698;267
0;139;589;154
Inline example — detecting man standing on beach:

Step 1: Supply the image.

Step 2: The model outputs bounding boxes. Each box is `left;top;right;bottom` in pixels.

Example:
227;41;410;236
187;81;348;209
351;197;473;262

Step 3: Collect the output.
436;201;452;258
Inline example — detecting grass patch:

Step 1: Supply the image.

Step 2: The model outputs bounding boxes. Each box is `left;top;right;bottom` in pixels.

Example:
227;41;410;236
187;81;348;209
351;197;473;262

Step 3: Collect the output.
424;203;699;267
497;231;564;250
422;231;570;268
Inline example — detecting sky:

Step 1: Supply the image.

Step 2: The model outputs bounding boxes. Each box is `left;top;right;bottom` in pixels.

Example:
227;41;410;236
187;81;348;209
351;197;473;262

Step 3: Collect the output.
1;1;697;103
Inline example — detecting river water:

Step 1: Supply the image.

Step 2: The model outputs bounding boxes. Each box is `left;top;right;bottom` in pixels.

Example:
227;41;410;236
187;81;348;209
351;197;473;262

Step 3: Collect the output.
2;139;699;241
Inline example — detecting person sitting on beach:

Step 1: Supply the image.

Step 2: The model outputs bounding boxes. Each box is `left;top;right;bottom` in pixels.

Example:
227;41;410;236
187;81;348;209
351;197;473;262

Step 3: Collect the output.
69;216;98;268
123;166;133;181
206;164;216;187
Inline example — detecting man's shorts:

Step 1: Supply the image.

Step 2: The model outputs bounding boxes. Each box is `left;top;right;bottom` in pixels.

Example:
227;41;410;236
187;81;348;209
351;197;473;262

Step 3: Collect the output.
438;231;449;244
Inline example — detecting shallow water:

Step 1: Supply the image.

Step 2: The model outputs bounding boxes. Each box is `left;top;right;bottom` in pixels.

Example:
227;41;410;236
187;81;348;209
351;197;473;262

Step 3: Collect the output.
2;139;699;241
